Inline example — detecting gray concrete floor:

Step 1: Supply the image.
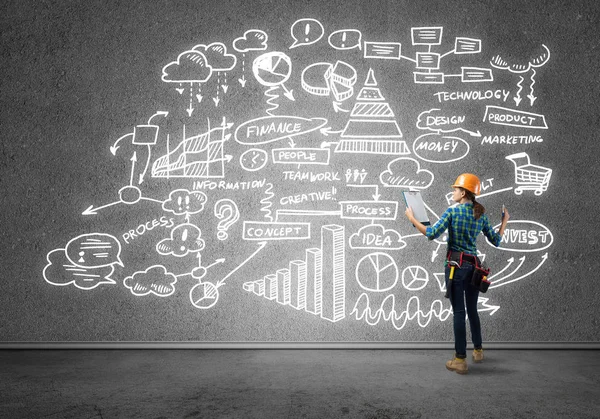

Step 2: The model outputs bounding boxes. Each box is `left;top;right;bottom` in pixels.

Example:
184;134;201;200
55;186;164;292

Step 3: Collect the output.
1;349;599;418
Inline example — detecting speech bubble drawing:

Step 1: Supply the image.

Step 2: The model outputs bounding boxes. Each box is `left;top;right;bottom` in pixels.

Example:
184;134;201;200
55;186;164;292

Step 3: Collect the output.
163;189;208;216
290;18;324;49
44;249;116;290
123;265;177;297
328;29;362;50
233;29;268;53
65;233;123;268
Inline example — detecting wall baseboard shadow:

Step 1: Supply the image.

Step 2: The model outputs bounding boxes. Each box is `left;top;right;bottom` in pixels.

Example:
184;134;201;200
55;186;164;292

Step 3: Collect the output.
1;342;599;349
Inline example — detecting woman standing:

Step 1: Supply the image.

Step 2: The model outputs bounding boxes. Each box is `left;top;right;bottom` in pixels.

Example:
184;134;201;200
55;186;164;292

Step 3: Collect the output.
405;173;510;374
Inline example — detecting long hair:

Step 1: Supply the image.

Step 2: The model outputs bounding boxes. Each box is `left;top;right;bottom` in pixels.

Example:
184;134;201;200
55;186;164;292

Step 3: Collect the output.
463;189;485;220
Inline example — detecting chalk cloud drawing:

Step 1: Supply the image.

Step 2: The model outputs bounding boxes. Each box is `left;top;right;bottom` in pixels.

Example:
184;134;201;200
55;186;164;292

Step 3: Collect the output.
123;265;177;297
156;223;205;257
491;44;550;106
380;157;434;190
290;18;324;49
162;189;208;217
233;29;269;52
193;42;237;72
349;224;406;250
162;50;212;83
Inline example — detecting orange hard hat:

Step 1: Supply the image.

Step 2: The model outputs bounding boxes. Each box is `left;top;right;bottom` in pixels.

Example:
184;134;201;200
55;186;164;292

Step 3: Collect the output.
452;173;481;195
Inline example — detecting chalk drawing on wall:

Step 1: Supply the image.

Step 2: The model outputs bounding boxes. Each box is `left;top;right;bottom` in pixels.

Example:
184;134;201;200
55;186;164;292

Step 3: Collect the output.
244;224;345;322
301;60;357;112
43;17;557;335
505;152;552;195
152;119;233;178
214;199;240;240
334;69;409;155
252;51;295;115
328;29;362;51
44;233;123;290
290;18;325;49
491;44;550;106
233;29;269;87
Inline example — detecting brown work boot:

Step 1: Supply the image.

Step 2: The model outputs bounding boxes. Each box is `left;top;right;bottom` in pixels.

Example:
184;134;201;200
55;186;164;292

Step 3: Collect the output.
473;348;484;363
446;356;468;374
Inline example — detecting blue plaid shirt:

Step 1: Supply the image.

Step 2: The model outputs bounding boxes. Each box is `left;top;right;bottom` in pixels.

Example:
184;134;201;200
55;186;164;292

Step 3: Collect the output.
425;203;502;254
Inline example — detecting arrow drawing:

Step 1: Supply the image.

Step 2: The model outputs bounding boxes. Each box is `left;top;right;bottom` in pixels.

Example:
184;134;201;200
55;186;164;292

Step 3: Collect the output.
490;253;548;288
218;241;267;287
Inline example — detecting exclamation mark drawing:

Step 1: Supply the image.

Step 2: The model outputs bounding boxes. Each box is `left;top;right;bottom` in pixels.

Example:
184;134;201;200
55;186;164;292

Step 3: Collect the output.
305;23;310;42
341;31;347;48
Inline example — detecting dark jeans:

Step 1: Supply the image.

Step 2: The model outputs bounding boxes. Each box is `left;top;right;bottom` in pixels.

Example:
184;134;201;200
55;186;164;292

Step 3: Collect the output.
445;262;482;358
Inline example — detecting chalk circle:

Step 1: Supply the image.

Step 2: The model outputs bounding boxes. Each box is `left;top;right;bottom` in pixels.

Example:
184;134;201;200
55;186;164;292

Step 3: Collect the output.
119;186;142;205
401;266;429;291
252;52;292;87
191;266;207;280
355;252;399;292
240;148;268;172
189;282;219;309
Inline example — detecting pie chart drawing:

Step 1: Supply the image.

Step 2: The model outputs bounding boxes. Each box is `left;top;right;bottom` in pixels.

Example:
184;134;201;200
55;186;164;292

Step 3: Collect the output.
252;52;292;87
401;266;429;291
189;281;219;309
355;252;399;292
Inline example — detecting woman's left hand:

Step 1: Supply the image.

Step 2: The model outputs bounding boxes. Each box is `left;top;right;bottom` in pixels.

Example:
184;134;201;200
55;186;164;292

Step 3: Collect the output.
405;206;414;221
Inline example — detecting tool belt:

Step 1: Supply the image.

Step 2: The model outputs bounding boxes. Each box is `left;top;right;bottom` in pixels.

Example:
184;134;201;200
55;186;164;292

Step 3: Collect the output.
446;251;491;293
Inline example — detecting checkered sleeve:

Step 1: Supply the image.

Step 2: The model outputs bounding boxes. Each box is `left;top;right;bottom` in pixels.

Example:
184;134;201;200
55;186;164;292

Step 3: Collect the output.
481;214;502;247
425;208;451;240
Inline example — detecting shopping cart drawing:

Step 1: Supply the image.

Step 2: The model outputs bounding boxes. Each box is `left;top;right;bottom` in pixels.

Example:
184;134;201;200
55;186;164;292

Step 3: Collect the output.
506;152;552;196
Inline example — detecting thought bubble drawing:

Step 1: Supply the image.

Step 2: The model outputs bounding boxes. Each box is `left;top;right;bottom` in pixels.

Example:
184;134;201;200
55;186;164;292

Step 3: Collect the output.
192;42;237;71
156;223;205;257
290;18;324;49
162;50;213;83
65;233;123;269
163;189;208;216
123;265;177;297
233;29;268;52
380;157;434;190
350;224;406;250
490;44;550;73
328;29;362;50
43;249;116;290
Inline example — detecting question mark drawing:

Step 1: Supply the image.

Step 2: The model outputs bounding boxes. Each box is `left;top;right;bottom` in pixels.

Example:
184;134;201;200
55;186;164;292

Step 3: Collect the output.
214;199;240;240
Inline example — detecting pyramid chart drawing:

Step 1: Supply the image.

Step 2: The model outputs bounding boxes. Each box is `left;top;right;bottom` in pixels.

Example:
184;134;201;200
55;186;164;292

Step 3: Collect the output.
335;69;409;155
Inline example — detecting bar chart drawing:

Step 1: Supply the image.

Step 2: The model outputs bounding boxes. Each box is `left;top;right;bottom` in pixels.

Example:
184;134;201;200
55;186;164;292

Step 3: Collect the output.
243;224;345;322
